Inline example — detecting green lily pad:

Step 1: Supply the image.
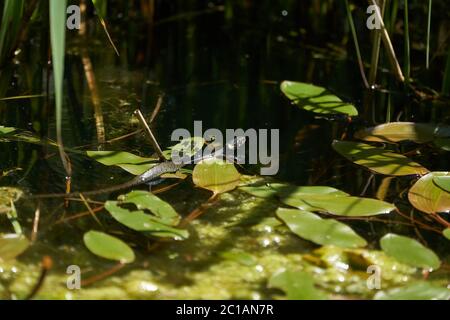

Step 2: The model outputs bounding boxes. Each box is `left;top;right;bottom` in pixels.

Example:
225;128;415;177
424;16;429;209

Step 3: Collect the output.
374;282;450;300
433;176;450;193
83;231;135;263
380;233;440;270
268;270;328;300
105;191;188;239
443;228;450;240
276;208;367;248
408;172;450;213
0;126;16;135
281;194;395;216
220;251;257;266
170;136;205;161
0;234;29;261
192;159;241;195
354;122;437;144
86;151;158;175
281;81;358;116
332;140;429;176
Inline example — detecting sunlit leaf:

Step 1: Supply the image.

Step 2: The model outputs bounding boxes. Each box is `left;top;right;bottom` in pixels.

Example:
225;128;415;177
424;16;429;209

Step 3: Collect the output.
380;233;440;270
374;282;450;300
281;81;358;116
332;140;429;176
220;251;257;266
443;228;450;240
240;183;348;200
170;136;205;162
408;172;450;213
83;230;135;263
281;194;395;216
268;270;328;300
86;151;158;175
0;234;29;262
105;191;188;239
354;122;437;143
0;126;16;135
433;176;450;193
276;208;367;248
192;158;241;195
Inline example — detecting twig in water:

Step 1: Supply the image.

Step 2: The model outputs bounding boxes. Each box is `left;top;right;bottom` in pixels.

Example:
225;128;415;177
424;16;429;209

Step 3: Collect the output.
134;109;166;161
31;205;40;242
25;256;53;300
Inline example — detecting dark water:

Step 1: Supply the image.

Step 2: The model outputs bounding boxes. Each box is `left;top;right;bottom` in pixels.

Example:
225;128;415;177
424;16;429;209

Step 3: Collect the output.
0;1;449;299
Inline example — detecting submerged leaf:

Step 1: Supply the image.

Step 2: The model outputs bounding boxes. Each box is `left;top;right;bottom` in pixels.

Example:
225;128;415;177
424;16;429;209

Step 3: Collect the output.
193;159;241;195
86;151;158;175
380;233;440;270
83;231;135;263
374;282;450;300
0;234;29;262
281;81;358;116
354;122;437;143
408;172;450;213
276;208;367;248
332;140;429;176
268;270;328;300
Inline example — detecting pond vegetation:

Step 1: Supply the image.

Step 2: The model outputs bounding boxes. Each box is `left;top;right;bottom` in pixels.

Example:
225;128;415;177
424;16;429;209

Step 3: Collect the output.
0;0;449;300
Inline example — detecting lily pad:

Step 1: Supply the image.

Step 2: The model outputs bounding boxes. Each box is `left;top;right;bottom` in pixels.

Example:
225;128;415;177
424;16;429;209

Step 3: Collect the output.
281;81;358;116
332;140;429;176
192;158;241;195
276;208;367;248
354;122;437;144
281;194;395;216
86;151;158;175
170;136;205;163
433;176;450;193
374;282;450;300
268;269;328;300
443;228;450;240
380;233;440;270
83;230;135;263
105;191;188;239
408;172;450;213
0;234;29;261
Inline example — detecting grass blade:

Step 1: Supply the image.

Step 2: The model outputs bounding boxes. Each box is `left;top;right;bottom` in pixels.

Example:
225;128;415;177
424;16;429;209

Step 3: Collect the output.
50;0;71;176
426;0;432;69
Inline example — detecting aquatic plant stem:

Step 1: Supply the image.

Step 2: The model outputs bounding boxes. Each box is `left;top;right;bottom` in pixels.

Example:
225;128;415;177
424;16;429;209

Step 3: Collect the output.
403;0;410;82
80;262;125;287
80;0;106;144
369;0;405;83
344;0;369;89
426;0;432;69
25;256;52;300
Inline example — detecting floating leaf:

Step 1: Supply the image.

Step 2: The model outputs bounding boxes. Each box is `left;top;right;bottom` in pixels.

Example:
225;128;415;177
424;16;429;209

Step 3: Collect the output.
332;140;429;176
276;208;367;248
87;151;158;175
192;159;241;195
0;126;16;135
170;136;205;162
240;184;348;200
281;81;358;116
105;191;188;239
83;230;135;263
354;122;437;143
408;172;450;213
443;228;450;240
374;282;450;300
0;234;29;262
268;270;328;300
281;194;395;216
380;233;440;270
433;176;450;193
